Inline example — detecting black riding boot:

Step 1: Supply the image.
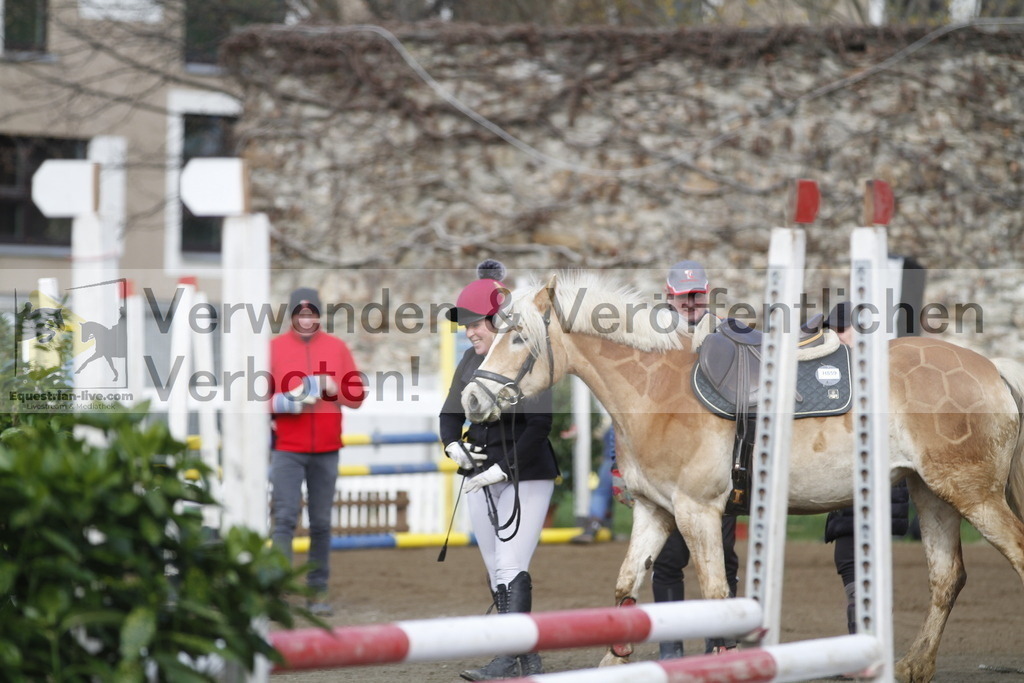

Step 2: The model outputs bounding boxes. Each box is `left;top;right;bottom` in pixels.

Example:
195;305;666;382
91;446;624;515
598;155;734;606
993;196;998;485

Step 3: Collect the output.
508;571;543;675
460;585;519;681
652;581;684;659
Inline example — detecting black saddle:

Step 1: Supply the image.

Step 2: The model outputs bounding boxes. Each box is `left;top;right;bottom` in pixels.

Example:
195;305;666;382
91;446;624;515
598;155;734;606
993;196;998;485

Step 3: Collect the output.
697;320;763;414
692;319;849;516
697;319;828;412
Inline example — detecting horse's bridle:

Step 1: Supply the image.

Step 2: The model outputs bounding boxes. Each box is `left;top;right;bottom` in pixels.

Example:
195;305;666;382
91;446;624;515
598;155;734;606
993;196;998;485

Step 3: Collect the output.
466;305;556;543
469;307;555;411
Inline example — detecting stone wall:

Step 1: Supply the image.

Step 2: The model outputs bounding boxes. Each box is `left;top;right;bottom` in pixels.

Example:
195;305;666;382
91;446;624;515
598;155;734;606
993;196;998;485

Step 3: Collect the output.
223;23;1024;372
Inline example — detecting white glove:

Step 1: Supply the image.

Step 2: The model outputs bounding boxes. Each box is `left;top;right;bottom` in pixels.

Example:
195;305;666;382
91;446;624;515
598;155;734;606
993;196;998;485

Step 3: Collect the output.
287;377;319;405
464;464;508;493
444;442;474;469
444;442;488;470
315;374;338;399
271;392;305;414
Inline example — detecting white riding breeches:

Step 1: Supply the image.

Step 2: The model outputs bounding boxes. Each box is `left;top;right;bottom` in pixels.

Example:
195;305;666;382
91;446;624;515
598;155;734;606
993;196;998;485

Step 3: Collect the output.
466;478;555;590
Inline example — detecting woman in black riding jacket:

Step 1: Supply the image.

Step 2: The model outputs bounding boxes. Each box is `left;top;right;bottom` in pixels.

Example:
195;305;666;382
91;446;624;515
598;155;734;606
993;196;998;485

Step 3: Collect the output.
438;260;559;681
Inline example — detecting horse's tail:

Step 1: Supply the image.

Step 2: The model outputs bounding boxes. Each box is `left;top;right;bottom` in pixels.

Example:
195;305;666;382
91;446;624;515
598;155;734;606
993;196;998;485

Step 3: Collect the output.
993;358;1024;521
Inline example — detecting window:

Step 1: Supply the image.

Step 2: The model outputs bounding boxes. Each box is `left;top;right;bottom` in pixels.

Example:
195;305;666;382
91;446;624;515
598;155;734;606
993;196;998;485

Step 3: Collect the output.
184;0;286;66
2;0;47;53
0;135;87;247
181;113;237;253
978;0;1024;16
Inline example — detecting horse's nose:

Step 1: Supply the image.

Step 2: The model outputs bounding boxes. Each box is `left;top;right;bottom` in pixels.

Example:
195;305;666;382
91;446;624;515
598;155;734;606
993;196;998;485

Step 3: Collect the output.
467;392;481;415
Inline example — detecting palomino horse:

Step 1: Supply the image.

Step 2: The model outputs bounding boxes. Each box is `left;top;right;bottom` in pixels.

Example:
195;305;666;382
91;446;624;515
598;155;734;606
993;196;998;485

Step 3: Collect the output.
461;273;1024;683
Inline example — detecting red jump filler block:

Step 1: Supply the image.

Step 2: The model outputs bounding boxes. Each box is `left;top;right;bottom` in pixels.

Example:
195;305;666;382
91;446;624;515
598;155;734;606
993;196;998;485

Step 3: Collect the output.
864;179;894;226
788;178;820;225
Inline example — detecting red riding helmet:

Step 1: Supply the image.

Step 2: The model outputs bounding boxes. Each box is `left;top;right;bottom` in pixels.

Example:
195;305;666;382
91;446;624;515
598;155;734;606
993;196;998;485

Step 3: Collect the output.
446;278;508;325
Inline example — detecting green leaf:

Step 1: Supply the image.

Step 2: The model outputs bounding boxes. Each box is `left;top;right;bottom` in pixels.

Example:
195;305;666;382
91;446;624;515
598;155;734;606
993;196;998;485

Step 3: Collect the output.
0;562;18;594
166;632;222;655
150;653;216;683
139;516;163;546
0;427;26;445
40;528;82;560
119;607;156;661
59;609;126;630
144;489;168;517
0;639;22;668
113;658;144;683
34;584;71;622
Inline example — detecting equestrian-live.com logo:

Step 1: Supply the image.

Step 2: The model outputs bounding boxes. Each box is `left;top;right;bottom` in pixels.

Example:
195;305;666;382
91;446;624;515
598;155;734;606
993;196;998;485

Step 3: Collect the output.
14;278;131;401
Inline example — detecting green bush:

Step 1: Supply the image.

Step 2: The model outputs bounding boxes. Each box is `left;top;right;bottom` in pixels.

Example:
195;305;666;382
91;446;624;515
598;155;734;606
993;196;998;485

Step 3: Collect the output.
0;309;306;681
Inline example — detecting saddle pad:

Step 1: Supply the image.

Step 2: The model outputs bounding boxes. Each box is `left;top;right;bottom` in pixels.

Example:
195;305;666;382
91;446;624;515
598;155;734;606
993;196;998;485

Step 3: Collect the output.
691;344;852;420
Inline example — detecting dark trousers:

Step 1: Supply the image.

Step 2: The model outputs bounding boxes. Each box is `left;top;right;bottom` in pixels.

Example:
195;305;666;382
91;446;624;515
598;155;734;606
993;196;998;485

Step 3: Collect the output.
652;516;739;597
834;533;856;586
270;450;339;591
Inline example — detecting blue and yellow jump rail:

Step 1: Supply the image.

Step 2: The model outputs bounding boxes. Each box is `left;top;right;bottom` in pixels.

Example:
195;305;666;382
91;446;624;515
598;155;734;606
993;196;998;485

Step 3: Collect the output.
341;431;439;447
290;527;612;553
338;459;458;476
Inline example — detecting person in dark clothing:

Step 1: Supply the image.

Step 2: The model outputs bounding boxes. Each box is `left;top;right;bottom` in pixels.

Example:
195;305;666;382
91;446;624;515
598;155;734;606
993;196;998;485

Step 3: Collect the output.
439;260;559;681
822;301;910;633
654;260;740;658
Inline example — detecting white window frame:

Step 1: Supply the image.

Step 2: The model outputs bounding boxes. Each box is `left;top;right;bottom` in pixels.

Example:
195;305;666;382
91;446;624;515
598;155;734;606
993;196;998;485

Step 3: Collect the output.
78;0;162;23
165;88;241;277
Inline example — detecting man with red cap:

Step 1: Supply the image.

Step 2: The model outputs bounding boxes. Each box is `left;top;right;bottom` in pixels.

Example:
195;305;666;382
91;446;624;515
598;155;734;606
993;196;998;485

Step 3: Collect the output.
655;260;740;656
269;287;366;617
665;259;712;327
439;260;559;680
598;260;738;658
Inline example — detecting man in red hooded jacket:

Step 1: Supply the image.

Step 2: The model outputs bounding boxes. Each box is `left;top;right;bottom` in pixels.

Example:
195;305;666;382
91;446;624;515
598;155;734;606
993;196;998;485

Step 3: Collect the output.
270;287;366;616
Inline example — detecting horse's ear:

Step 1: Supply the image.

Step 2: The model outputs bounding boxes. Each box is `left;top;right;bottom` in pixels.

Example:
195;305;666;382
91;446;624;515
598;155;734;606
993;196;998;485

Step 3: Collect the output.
540;274;559;305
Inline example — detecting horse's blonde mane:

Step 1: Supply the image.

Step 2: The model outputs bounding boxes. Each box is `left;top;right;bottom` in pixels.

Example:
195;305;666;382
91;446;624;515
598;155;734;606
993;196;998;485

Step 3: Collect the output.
509;272;687;354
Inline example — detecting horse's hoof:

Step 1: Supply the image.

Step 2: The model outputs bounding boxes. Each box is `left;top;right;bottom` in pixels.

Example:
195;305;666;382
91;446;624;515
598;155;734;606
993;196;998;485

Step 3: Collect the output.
599;650;629;667
895;656;935;683
610;643;633;658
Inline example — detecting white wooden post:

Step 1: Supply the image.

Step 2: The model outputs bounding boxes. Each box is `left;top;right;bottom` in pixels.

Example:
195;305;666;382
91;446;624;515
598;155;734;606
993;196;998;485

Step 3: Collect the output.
745;180;817;643
181;157;271;683
124;280;145;403
221;213;271;534
745;226;806;644
572;376;592;521
31;160;114;391
167;278;196;442
849;180;896;682
192;289;223;529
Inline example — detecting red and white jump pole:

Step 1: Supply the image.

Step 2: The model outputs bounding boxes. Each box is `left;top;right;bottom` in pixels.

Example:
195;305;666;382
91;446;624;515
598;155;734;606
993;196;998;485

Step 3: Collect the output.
503;634;881;683
269;600;763;671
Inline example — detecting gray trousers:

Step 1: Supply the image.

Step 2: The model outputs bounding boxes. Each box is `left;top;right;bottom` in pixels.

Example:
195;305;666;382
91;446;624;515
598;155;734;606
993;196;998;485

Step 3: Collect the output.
270;449;339;591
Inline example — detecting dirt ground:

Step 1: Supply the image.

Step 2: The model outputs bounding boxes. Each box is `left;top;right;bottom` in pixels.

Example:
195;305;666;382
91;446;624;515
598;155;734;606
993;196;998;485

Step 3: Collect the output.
270;539;1024;682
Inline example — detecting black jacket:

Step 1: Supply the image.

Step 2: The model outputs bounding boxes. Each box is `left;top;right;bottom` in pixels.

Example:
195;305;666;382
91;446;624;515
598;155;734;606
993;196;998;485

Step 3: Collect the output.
825;478;910;542
439;349;559;481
